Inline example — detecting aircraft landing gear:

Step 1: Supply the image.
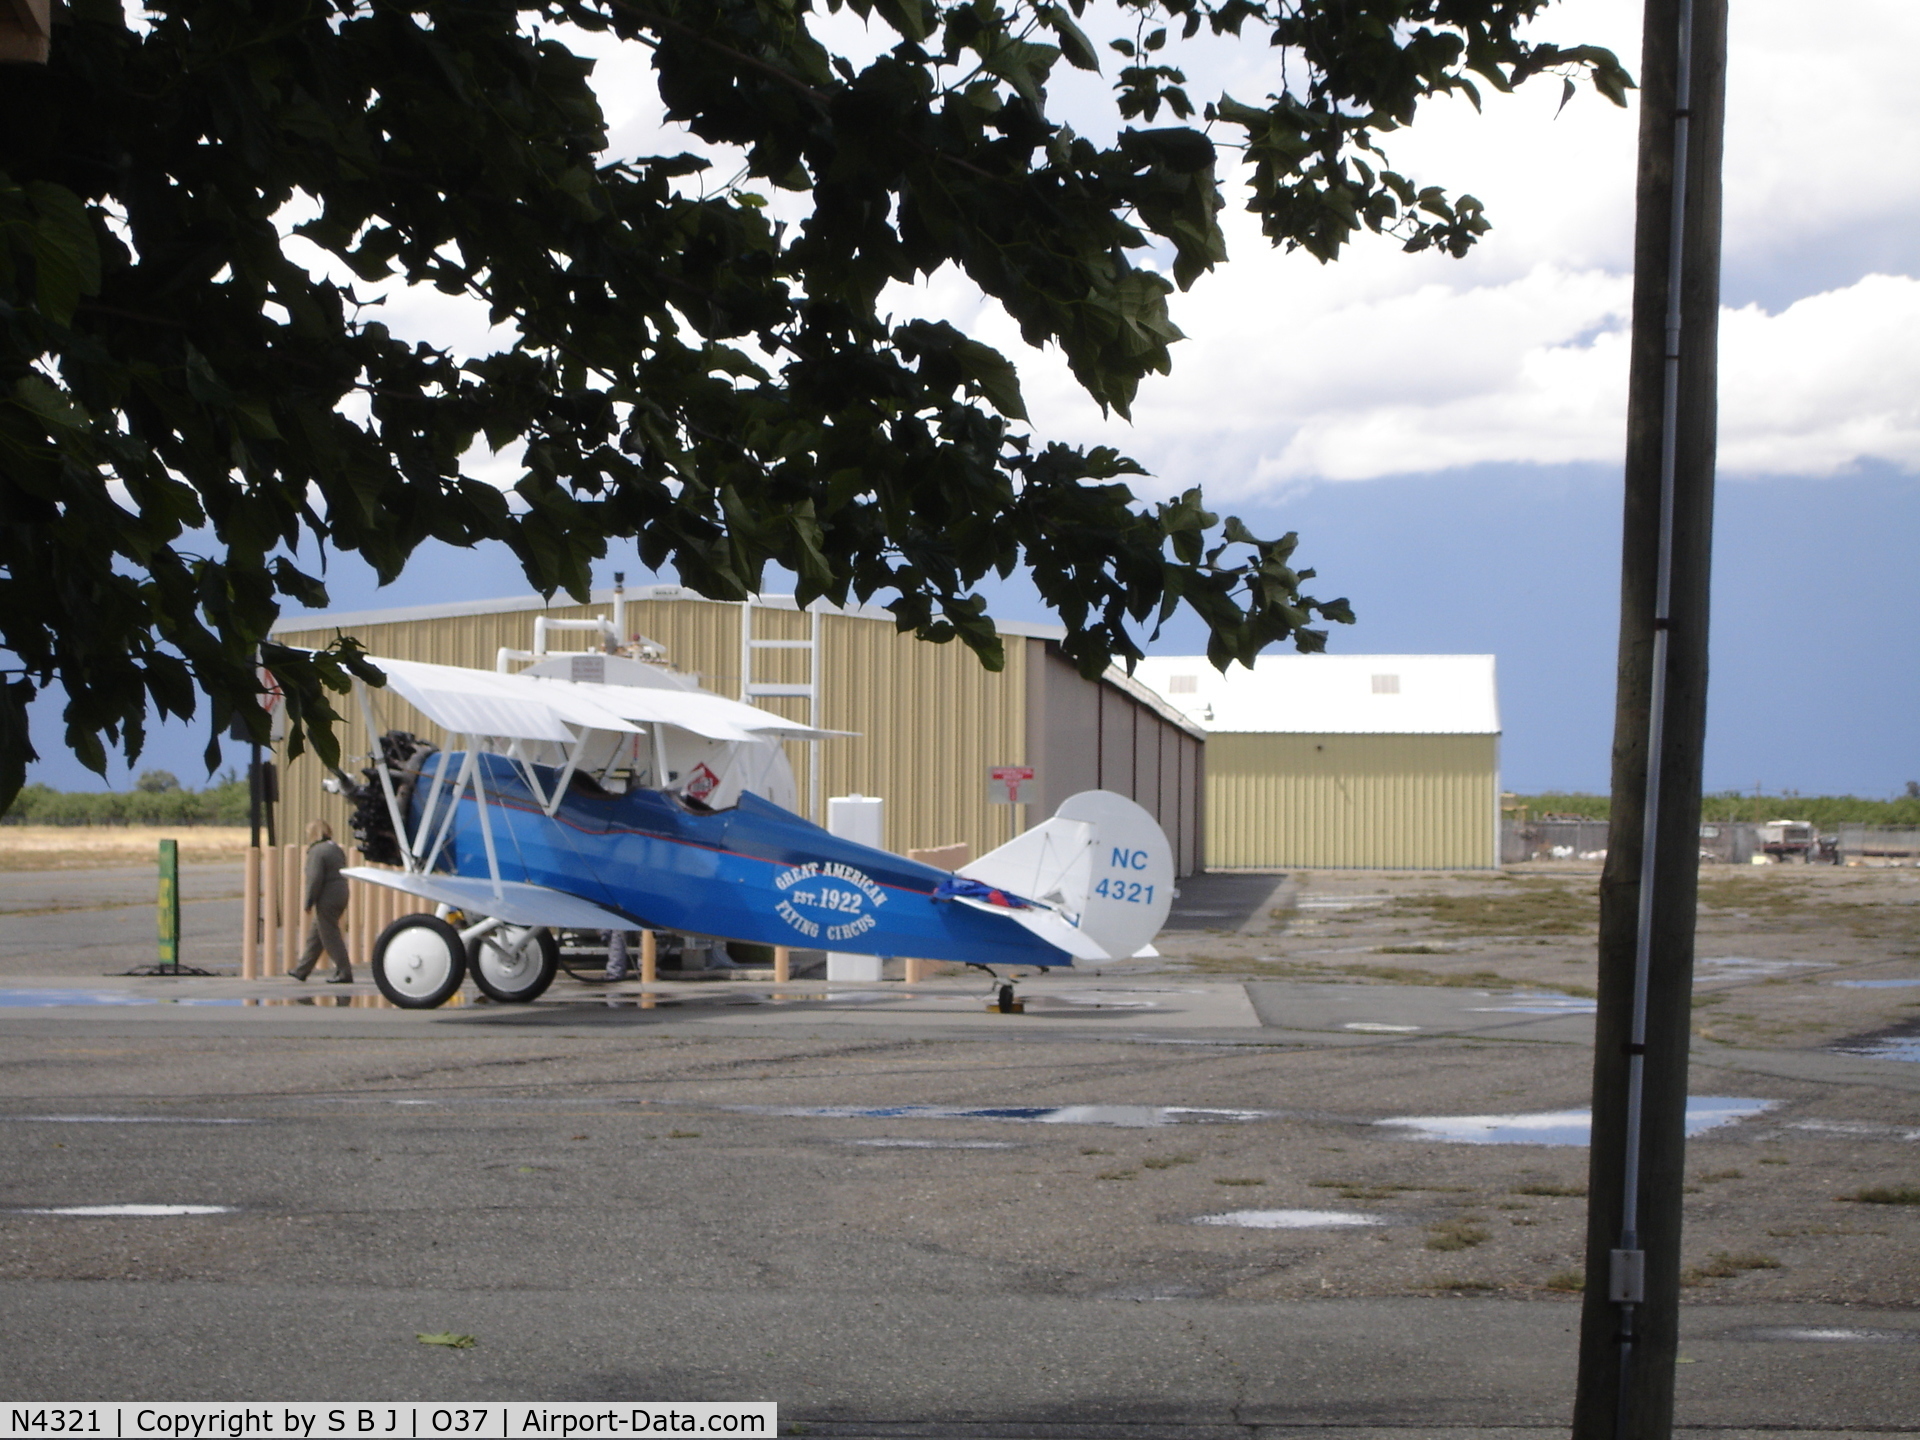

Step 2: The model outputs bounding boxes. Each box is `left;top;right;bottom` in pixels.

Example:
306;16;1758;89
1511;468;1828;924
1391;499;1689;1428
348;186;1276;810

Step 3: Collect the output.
467;925;558;1003
372;914;467;1009
967;965;1025;1014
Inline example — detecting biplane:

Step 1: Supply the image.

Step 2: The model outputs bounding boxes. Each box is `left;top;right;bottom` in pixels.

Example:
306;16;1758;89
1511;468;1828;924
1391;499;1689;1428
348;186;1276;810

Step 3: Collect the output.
331;650;1174;1008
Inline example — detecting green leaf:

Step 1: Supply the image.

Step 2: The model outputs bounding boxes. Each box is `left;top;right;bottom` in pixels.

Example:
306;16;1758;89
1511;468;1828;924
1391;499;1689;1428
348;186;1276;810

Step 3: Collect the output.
1041;4;1100;71
25;182;100;326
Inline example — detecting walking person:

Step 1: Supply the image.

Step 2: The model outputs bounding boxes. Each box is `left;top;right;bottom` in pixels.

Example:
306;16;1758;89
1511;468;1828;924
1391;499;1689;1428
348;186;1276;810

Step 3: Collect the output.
291;819;353;983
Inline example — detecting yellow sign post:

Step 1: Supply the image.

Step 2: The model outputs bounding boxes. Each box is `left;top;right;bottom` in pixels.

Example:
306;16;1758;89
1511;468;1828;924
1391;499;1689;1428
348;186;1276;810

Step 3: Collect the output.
156;838;180;968
124;837;211;977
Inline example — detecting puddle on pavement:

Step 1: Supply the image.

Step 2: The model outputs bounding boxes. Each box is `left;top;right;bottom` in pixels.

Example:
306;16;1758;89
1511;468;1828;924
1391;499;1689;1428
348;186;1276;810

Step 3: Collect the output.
1097;1283;1211;1301
1050;993;1162;1010
1696;957;1818;981
1726;1325;1920;1344
1343;1022;1420;1034
1833;1035;1920;1063
0;989;158;1007
1831;978;1920;989
1294;896;1390;911
7;1115;256;1125
9;1204;236;1216
1831;1019;1920;1064
592;990;895;1010
1782;1119;1920;1142
1469;993;1597;1015
0;987;412;1010
842;1138;1017;1149
728;1103;1271;1127
1378;1096;1777;1146
1194;1209;1381;1229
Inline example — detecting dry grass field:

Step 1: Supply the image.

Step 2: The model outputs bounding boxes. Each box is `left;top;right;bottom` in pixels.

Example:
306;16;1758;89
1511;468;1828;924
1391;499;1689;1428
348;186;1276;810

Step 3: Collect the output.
0;825;254;871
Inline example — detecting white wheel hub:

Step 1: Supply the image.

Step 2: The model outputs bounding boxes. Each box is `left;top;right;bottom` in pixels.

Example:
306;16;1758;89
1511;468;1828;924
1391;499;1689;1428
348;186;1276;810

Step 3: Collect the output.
475;926;540;987
384;925;457;993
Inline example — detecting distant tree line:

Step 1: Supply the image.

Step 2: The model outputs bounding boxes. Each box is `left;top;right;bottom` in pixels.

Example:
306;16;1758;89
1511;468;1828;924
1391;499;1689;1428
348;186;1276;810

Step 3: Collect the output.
2;771;250;827
1515;791;1920;828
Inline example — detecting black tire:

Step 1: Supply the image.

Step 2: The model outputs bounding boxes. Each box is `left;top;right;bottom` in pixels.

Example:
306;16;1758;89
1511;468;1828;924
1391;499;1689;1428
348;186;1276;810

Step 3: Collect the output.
467;925;559;1003
372;914;468;1009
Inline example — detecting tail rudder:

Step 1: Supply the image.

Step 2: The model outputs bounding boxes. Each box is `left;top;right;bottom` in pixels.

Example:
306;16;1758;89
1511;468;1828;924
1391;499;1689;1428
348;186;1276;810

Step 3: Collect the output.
958;790;1173;960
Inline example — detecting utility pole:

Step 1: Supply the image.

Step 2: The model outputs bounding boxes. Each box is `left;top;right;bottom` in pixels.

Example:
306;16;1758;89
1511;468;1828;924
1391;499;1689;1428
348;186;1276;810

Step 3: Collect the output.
1572;1;1727;1437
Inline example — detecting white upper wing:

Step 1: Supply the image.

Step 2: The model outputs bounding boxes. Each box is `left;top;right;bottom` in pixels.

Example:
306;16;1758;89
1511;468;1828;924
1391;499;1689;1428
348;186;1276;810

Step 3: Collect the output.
357;654;850;744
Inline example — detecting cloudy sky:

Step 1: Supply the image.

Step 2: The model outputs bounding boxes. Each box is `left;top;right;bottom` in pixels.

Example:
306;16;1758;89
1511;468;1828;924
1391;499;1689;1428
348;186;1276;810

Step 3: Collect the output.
29;0;1919;797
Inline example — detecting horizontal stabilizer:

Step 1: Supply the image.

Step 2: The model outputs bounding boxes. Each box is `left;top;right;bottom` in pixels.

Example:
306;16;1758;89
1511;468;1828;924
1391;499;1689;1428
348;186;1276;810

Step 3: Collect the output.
343;867;640;931
950;895;1110;961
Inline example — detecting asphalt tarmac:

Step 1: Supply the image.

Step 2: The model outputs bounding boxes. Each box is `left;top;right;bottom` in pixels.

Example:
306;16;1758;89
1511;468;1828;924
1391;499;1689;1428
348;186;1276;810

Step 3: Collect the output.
1;867;1916;1436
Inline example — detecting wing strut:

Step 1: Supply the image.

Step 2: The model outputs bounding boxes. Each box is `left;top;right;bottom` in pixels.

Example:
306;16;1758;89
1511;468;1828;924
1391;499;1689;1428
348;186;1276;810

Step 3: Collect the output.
467;738;506;901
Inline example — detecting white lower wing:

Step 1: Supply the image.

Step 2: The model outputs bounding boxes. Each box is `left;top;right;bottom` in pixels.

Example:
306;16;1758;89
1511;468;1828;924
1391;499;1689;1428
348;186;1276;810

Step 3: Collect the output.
343;868;636;930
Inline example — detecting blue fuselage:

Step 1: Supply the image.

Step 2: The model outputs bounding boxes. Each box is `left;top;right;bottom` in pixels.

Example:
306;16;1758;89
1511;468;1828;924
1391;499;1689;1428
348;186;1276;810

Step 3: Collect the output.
418;752;1069;966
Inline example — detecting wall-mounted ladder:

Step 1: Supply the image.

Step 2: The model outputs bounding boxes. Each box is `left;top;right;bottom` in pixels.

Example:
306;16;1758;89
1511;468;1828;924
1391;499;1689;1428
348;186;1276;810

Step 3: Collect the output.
740;599;823;822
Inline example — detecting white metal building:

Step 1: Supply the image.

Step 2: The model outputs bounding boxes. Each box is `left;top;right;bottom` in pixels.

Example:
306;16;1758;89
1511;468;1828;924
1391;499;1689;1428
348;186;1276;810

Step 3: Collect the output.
1132;654;1502;870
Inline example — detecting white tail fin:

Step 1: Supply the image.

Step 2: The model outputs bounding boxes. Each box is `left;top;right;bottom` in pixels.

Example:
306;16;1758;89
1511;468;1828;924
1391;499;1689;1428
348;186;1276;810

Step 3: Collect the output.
958;790;1174;961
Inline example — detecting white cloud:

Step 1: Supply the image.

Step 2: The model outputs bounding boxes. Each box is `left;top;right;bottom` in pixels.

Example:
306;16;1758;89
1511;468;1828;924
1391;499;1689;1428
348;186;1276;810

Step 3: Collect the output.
1718;273;1920;475
278;1;1920;496
896;0;1920;493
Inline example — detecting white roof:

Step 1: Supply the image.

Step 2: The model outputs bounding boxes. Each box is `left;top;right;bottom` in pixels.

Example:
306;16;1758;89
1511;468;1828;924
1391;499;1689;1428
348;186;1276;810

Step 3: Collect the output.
1131;654;1500;735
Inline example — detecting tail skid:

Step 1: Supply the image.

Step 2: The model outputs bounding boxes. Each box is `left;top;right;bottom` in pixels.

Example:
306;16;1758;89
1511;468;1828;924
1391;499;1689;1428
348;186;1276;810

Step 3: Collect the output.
958;791;1174;962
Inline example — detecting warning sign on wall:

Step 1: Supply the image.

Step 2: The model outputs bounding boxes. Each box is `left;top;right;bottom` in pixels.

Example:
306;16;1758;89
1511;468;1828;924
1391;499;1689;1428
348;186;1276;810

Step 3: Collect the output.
987;765;1036;805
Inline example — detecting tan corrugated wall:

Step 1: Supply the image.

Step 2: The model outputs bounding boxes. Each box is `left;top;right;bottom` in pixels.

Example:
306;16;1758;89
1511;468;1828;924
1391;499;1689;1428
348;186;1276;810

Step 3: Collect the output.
1206;732;1498;870
271;597;1030;862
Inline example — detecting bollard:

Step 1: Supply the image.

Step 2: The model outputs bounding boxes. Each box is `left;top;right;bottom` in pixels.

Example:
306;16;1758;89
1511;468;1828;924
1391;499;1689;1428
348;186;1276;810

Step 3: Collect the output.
281;842;300;974
640;929;657;983
347;850;366;968
241;848;260;980
774;945;790;984
260;845;280;976
904;957;924;984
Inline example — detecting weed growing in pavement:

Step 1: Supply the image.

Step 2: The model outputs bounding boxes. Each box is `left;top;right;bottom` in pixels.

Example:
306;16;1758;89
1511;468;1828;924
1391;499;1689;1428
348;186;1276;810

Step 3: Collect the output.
1545;1270;1586;1292
1681;1251;1780;1284
1389;881;1596;936
1313;1179;1474;1201
1841;1184;1920;1205
1095;1169;1137;1181
1513;1182;1586;1197
1214;1177;1266;1187
1142;1155;1195;1170
1424;1216;1491;1251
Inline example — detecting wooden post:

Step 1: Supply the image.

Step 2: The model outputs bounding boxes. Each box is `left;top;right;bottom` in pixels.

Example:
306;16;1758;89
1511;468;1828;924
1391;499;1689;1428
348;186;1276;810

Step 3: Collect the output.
259;844;279;976
773;945;790;984
241;847;260;980
347;850;365;967
640;929;657;983
1574;1;1728;1434
281;843;300;974
904;957;924;984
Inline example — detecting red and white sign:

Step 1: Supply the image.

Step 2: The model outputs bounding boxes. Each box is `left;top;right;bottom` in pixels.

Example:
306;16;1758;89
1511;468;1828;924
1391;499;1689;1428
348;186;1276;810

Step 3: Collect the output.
683;762;721;803
259;665;287;743
987;765;1036;805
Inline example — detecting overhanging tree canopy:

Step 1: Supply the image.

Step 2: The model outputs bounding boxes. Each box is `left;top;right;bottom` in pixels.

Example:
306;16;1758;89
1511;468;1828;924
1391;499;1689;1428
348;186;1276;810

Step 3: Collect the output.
0;0;1628;806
